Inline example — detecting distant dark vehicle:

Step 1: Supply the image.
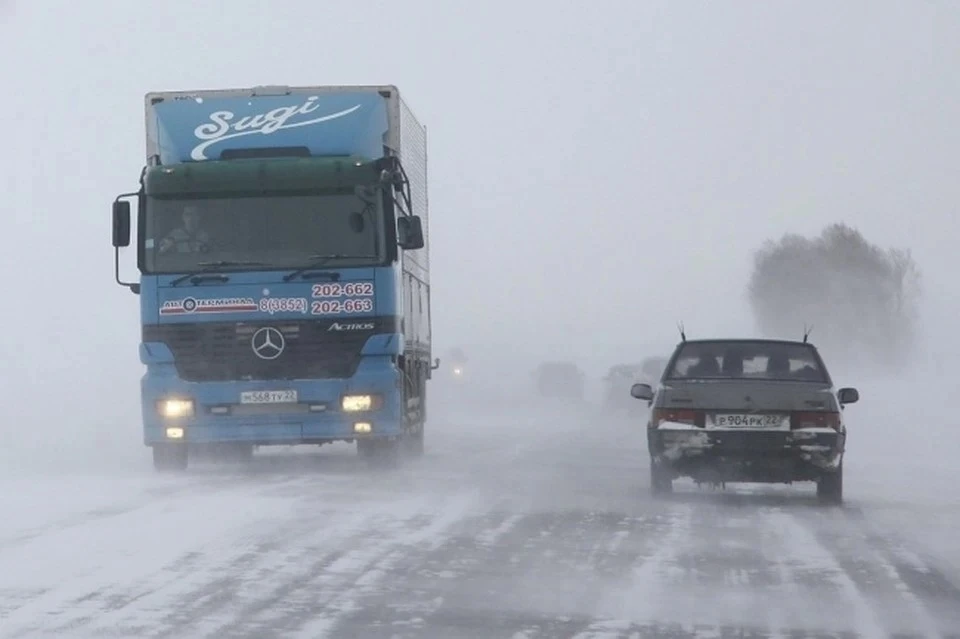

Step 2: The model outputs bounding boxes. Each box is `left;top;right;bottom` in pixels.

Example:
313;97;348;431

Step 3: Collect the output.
629;338;859;504
534;361;585;400
640;356;668;383
602;364;647;411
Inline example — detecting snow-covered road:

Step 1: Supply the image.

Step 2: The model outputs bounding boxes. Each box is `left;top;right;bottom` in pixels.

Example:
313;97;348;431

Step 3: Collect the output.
1;384;958;638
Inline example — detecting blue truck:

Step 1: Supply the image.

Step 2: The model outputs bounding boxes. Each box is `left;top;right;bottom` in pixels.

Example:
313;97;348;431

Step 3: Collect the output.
110;84;435;471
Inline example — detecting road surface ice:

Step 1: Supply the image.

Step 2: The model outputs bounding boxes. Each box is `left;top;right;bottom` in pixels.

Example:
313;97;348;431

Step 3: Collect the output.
1;379;958;638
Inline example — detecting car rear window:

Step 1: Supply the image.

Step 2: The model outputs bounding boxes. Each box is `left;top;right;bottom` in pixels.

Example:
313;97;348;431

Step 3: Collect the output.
664;341;829;383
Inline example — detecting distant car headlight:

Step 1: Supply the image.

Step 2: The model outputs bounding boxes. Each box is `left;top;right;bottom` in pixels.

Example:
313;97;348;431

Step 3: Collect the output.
158;398;194;418
342;394;382;412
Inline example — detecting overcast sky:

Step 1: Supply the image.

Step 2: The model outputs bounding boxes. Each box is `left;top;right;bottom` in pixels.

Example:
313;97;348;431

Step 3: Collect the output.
0;1;956;428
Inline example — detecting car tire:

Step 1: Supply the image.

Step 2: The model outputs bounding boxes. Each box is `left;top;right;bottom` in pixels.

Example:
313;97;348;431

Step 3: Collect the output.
650;460;673;496
817;463;843;505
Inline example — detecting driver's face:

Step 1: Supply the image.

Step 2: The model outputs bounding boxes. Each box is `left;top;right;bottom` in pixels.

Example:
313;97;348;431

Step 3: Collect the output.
183;209;200;233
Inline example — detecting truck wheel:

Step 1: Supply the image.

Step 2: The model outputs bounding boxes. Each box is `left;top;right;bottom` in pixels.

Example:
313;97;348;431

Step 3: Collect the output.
358;438;401;468
357;439;376;459
230;444;254;464
153;444;188;472
405;426;425;457
650;460;673;496
817;464;843;505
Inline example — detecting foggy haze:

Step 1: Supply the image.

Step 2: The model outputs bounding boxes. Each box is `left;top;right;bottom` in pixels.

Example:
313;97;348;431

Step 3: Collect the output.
1;1;959;637
3;3;957;374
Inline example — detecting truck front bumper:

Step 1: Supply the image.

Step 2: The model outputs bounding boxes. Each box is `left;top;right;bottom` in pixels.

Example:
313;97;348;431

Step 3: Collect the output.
142;374;403;447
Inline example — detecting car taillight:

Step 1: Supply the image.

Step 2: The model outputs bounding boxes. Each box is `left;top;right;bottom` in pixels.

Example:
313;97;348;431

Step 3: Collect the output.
651;408;702;428
791;411;841;431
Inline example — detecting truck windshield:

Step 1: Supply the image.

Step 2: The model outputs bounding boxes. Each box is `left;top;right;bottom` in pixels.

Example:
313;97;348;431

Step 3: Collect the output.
143;187;386;274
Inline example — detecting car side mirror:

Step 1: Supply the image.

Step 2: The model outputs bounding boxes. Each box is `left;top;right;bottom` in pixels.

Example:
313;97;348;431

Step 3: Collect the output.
397;215;425;250
431;357;440;370
838;387;859;405
630;383;654;401
112;200;131;248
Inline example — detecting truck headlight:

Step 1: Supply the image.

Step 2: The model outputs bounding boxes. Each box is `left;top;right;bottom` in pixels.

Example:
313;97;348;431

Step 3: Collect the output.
341;394;381;412
158;398;195;418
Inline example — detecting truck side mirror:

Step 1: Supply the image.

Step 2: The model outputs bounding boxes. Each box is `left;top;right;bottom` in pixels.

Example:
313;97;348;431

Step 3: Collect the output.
397;215;424;250
431;357;441;370
113;200;131;247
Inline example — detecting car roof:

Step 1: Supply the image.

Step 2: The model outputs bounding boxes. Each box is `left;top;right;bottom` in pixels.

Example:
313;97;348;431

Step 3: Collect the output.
675;338;817;349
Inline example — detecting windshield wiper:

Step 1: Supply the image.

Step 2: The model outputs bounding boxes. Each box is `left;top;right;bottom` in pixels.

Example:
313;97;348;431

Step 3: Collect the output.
282;254;376;282
169;260;267;287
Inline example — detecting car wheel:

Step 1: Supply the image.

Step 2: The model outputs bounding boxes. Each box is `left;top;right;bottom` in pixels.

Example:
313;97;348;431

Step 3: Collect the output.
817;463;843;505
650;460;673;496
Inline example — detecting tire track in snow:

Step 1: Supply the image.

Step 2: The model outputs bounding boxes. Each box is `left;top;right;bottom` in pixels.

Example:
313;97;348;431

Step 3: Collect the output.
598;503;694;625
802;507;960;637
594;496;798;631
209;497;479;639
763;509;895;638
38;493;476;639
583;488;927;637
322;507;660;638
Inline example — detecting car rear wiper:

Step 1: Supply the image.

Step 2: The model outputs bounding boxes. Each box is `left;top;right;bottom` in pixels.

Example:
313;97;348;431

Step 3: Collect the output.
282;254;376;282
169;260;268;287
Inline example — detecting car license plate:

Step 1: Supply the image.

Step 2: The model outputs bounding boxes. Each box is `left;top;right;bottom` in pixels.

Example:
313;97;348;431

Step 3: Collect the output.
711;413;787;429
240;390;298;404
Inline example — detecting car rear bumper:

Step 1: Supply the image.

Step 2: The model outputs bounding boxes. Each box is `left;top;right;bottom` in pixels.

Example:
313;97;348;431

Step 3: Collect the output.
649;426;843;483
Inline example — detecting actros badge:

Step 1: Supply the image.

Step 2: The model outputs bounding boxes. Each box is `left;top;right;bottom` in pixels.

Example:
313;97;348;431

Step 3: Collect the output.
328;322;375;332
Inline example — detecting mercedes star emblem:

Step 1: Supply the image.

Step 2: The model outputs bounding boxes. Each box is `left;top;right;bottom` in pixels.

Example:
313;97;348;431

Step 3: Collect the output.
251;326;285;360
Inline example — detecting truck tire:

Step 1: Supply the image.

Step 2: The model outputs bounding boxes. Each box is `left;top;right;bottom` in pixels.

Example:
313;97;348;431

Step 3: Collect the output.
153;443;188;472
817;463;843;505
228;443;254;464
358;438;401;468
405;427;424;457
401;368;426;457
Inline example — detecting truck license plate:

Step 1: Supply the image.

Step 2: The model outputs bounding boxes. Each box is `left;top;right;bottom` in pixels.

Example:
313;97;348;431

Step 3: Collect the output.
240;390;298;404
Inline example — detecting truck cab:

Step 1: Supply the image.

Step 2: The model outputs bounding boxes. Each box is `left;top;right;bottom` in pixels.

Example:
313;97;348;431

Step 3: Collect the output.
111;85;434;471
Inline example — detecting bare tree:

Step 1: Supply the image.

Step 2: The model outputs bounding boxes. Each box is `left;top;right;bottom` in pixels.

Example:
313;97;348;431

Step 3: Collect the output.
747;223;921;370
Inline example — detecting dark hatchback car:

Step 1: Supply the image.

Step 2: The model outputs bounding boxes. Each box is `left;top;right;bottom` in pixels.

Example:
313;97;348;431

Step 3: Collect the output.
602;364;646;411
629;338;859;504
534;361;585;401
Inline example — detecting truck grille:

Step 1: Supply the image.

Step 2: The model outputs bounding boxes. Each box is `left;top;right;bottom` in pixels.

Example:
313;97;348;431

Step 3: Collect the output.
142;317;397;382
